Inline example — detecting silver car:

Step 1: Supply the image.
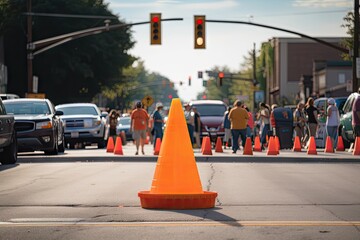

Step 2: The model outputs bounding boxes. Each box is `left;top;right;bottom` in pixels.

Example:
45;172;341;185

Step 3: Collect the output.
55;103;108;149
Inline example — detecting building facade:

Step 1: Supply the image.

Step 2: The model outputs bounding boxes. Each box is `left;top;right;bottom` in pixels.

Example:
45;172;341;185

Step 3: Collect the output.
266;37;347;105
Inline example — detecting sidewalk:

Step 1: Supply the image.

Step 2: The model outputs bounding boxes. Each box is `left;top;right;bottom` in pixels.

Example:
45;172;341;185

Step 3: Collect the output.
18;142;360;163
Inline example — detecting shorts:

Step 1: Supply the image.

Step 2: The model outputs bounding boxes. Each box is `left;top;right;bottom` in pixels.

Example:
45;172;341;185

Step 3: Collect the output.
132;129;147;140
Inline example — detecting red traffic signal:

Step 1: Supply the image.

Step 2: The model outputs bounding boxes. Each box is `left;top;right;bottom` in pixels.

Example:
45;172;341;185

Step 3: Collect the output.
150;13;161;45
218;72;224;79
194;15;205;49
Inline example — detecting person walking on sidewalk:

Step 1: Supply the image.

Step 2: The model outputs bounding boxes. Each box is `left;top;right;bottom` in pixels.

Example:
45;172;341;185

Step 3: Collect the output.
228;100;249;154
222;106;232;149
152;102;164;150
326;98;340;149
130;102;149;155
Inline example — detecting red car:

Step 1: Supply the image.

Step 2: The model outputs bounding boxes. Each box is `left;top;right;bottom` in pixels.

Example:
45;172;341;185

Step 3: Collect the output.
189;100;227;143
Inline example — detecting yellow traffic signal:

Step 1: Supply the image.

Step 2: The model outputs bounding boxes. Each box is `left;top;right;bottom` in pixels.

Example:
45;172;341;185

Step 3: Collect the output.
150;13;161;45
194;15;205;49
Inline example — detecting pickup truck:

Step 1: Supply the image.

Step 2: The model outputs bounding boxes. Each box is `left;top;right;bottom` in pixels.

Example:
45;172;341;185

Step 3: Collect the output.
0;98;17;164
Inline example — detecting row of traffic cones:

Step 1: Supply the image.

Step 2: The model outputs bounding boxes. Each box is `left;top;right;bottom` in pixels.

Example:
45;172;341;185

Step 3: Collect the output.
106;135;163;155
205;134;360;156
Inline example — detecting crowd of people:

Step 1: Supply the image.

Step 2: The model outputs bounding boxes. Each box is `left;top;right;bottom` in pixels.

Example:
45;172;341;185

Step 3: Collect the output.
107;88;360;155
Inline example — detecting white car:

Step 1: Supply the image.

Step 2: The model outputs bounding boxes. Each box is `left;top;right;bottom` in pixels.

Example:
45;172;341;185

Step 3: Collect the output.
55;103;108;149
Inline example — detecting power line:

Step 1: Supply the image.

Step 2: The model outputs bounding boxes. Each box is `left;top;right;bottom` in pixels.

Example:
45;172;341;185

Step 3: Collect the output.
23;12;118;20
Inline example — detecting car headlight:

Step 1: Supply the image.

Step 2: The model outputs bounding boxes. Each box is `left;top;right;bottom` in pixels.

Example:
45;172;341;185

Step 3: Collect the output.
94;119;101;126
36;121;52;129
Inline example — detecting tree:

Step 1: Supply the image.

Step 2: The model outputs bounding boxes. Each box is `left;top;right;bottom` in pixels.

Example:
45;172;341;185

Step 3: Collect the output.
341;11;355;60
2;0;135;104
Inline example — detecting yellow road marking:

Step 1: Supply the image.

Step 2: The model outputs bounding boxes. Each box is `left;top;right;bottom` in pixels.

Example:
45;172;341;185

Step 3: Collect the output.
1;221;360;227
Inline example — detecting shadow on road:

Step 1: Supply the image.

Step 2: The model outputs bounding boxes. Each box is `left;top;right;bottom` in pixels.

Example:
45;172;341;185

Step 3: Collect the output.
0;163;19;172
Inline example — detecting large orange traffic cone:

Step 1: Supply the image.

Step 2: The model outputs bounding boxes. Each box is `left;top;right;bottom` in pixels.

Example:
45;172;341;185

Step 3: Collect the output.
292;136;302;152
138;98;217;209
106;136;115;153
336;136;345;151
114;136;123;155
153;138;162;155
215;137;223;153
353;137;360;155
267;136;277;155
253;135;262;152
202;136;213;155
243;137;253;155
324;136;334;153
307;136;317;155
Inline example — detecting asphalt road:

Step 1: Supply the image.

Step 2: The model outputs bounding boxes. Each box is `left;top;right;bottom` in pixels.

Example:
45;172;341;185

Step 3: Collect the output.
0;144;360;240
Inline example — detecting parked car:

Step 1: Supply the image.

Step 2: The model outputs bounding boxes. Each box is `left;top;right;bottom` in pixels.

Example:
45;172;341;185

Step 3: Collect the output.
0;93;20;100
3;98;64;155
189;100;227;143
313;96;348;148
116;116;132;141
339;92;360;147
55;103;108;149
0;98;17;164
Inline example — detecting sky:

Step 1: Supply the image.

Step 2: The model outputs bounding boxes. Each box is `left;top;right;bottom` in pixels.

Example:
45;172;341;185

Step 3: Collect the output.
106;0;353;102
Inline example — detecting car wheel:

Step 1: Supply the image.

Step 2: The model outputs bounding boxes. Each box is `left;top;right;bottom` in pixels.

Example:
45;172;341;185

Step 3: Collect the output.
98;139;106;149
0;131;18;165
340;127;351;149
45;136;59;155
58;135;65;153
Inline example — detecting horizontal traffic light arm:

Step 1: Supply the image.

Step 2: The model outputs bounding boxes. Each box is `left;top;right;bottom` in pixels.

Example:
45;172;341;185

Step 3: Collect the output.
30;18;183;55
205;19;348;54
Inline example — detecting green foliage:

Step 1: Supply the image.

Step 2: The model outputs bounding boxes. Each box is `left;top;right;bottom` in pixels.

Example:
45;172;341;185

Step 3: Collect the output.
341;11;354;60
2;0;135;104
98;60;178;112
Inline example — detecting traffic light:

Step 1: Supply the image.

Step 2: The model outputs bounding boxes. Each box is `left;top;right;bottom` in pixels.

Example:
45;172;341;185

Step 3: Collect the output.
198;71;203;79
218;72;224;86
188;76;191;86
194;15;205;49
150;13;161;45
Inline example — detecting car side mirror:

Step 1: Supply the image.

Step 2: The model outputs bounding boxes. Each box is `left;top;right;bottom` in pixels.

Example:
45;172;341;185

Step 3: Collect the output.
55;110;63;116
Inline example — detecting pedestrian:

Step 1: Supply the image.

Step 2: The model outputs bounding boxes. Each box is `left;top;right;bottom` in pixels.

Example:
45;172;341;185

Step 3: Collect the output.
352;88;360;138
184;103;195;146
228;100;249;153
192;106;201;148
152;102;164;149
107;109;120;141
293;102;307;147
244;106;254;140
270;104;278;136
222;106;232;149
326;98;340;149
258;102;270;149
305;97;319;137
130;101;149;155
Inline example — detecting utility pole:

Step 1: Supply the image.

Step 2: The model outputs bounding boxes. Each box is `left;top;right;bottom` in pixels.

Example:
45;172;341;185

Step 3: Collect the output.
353;0;359;92
27;0;33;94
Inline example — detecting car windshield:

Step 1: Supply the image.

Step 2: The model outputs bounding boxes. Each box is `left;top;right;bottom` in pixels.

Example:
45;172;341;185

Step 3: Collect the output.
192;104;226;117
57;106;98;115
4;101;50;115
119;118;130;125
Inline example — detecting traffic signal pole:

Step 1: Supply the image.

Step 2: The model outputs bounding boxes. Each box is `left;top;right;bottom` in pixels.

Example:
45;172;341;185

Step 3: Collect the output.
26;14;182;93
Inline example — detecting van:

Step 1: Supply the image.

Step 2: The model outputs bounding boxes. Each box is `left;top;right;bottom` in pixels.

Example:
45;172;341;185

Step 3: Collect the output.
0;94;20;100
189;100;227;143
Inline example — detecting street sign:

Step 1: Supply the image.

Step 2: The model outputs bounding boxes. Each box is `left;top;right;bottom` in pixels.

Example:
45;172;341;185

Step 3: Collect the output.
142;95;154;107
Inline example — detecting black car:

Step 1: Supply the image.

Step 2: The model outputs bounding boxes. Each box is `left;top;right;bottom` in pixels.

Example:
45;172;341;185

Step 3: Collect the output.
0;98;17;164
3;98;65;155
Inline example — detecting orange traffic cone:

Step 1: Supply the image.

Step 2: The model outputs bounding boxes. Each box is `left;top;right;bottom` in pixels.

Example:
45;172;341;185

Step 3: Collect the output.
274;135;280;154
307;136;317;155
267;137;277;155
138;98;217;209
114;136;123;155
202;136;213;155
253;136;262;152
243;137;253;155
154;138;162;155
144;132;150;144
292;136;302;152
353;137;360;155
215;137;223;153
324;136;334;153
106;136;114;153
336;136;345;151
201;136;207;153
